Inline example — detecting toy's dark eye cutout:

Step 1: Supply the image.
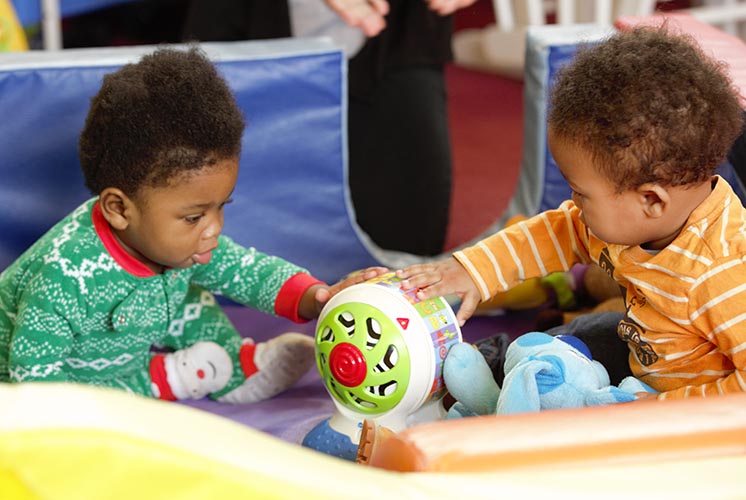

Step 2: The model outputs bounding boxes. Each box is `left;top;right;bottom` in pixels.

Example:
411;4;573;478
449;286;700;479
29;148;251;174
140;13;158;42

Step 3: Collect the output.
366;380;397;397
338;311;355;337
372;345;398;373
320;326;334;343
365;317;381;350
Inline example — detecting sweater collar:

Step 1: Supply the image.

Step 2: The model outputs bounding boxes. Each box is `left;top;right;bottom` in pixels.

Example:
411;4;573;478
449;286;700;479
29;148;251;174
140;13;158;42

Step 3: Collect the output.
92;201;156;278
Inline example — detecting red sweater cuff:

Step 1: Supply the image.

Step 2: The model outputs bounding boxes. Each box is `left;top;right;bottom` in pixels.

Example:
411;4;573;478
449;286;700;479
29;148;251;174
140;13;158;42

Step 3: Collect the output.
274;273;325;323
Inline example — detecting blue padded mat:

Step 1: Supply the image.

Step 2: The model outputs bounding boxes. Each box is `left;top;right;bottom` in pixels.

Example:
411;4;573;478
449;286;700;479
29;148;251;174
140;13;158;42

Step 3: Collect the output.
0;39;380;283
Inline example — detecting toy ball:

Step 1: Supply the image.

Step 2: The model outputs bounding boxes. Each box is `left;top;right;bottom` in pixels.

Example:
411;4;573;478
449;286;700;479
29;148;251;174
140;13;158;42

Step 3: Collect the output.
302;272;462;460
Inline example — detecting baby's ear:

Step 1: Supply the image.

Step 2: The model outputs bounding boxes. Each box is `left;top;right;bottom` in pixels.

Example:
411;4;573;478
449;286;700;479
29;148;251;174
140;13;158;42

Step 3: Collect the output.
99;188;132;230
637;183;670;219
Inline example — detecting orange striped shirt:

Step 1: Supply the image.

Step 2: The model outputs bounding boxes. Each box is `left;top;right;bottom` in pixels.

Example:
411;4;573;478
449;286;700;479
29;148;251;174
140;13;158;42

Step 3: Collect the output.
455;176;746;399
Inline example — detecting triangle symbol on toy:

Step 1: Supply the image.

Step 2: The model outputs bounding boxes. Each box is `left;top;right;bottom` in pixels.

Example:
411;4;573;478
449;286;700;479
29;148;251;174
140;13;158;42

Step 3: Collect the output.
397;318;409;330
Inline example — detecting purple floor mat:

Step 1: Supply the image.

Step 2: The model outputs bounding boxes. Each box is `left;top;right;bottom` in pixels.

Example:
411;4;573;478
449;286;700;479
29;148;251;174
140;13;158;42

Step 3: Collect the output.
179;305;537;444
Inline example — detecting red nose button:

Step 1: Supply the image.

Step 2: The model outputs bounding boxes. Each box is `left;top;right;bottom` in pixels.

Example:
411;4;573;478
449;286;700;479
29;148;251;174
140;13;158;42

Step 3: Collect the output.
329;342;367;387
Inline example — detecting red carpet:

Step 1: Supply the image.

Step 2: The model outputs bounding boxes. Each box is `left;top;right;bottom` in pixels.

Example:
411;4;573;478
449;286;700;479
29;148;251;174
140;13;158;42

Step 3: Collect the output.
445;1;523;251
444;64;523;250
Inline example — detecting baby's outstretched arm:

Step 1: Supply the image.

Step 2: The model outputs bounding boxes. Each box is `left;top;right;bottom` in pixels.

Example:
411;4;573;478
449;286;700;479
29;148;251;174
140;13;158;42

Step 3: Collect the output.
300;266;389;320
396;257;481;326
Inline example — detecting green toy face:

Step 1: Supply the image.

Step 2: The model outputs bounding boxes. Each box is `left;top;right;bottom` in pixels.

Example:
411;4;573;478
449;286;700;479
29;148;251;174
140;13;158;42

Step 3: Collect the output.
315;302;411;415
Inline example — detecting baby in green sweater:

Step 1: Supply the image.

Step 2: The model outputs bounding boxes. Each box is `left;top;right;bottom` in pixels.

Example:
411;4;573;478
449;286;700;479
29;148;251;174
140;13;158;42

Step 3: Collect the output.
0;46;384;403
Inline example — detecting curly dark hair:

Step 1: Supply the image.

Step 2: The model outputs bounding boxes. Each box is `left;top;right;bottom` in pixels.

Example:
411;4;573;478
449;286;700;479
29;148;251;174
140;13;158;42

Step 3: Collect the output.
79;46;245;197
549;26;744;192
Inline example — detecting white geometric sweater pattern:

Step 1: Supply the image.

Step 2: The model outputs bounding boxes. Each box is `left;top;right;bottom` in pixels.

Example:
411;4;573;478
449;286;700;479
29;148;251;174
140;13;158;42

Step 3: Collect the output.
0;198;307;389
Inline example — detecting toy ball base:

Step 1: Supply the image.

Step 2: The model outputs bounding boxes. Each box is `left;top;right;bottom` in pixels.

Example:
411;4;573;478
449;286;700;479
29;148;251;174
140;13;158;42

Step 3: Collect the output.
302;417;358;461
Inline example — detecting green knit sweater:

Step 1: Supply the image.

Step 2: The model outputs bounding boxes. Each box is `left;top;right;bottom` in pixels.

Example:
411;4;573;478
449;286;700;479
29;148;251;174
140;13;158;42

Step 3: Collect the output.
0;198;311;395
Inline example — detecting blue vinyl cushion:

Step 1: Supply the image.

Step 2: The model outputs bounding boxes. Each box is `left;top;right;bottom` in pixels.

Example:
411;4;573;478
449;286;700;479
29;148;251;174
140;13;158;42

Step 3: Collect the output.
0;39;380;283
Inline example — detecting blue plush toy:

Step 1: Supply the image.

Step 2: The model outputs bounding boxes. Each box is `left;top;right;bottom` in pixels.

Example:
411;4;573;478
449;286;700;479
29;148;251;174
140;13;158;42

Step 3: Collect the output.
444;332;657;418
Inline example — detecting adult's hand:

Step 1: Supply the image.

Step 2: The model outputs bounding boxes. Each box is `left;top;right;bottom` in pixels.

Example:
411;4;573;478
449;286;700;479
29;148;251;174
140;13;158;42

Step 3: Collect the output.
325;0;391;37
426;0;480;16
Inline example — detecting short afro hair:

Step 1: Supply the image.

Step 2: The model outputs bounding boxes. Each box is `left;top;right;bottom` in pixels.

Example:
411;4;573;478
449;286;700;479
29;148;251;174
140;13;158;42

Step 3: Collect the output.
79;46;245;197
549;26;744;192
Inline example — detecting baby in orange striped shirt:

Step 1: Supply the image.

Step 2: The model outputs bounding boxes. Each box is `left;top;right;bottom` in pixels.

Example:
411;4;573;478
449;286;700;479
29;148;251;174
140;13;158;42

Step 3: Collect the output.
399;26;746;400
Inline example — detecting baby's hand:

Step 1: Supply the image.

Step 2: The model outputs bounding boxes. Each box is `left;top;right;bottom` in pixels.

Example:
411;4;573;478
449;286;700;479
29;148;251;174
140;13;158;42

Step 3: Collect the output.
313;266;389;309
325;0;390;37
396;257;480;326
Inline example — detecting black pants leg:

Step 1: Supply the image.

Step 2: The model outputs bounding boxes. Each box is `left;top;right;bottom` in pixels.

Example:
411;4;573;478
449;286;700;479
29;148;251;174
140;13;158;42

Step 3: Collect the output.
348;66;452;256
